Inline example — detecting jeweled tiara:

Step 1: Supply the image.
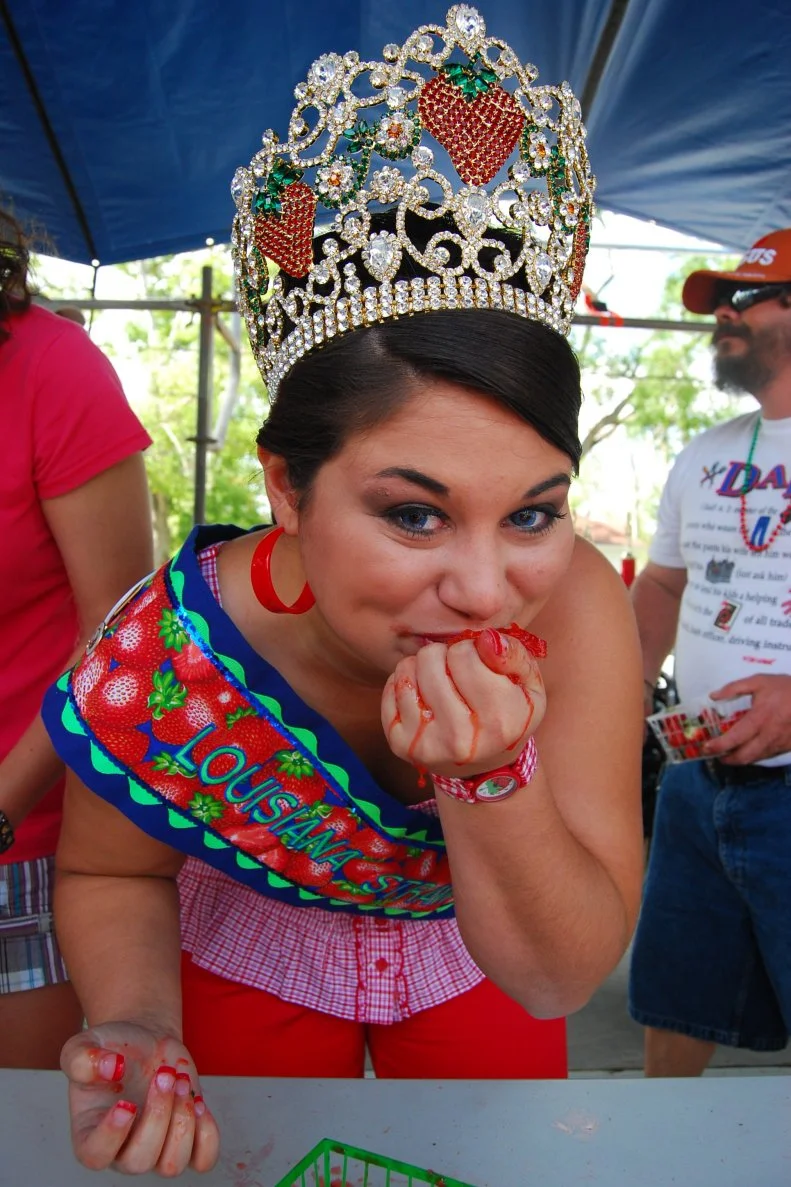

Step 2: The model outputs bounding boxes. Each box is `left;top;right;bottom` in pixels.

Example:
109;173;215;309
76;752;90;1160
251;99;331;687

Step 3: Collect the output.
230;4;595;398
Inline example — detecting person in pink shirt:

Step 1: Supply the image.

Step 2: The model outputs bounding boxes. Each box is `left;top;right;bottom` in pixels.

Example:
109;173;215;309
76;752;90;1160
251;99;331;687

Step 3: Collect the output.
0;208;154;1068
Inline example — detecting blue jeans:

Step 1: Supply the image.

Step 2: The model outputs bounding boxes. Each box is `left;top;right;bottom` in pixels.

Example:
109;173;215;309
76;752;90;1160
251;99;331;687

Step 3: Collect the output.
629;760;791;1050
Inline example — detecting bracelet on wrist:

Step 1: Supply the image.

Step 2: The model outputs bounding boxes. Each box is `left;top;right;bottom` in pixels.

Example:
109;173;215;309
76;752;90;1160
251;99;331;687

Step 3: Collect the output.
430;736;538;804
0;810;15;855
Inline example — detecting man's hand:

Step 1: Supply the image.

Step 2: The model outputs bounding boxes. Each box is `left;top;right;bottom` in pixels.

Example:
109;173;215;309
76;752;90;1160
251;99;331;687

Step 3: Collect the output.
707;674;791;764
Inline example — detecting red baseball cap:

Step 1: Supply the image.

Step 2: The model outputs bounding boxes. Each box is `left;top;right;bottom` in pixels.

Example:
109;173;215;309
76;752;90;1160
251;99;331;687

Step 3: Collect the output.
682;229;791;314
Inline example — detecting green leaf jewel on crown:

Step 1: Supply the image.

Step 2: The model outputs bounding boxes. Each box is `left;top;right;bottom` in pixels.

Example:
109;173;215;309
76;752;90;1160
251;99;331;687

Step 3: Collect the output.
342;119;376;158
441;52;498;100
311;109;423;214
545;142;587;235
252;159;304;217
240;266;267;350
518;121;589;236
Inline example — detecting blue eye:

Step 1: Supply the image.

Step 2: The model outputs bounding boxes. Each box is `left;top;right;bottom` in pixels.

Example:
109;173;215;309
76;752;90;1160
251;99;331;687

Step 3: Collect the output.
509;506;563;533
385;505;445;538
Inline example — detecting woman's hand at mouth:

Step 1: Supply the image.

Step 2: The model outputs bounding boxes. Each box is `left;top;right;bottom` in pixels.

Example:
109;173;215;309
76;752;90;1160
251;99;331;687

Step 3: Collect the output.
381;627;546;778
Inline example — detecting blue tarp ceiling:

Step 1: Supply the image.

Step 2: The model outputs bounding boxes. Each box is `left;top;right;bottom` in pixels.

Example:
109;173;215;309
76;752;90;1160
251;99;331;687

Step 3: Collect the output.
2;0;790;266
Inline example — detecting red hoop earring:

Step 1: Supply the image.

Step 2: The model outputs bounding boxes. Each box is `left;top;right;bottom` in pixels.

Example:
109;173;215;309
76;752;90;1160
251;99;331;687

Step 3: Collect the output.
250;526;315;615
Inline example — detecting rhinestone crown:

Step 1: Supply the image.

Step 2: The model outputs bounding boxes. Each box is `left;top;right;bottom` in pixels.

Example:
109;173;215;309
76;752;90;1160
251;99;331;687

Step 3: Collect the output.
231;4;595;398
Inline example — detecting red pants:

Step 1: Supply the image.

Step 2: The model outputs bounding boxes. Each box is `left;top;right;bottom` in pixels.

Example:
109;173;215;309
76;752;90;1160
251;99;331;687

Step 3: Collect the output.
181;952;567;1079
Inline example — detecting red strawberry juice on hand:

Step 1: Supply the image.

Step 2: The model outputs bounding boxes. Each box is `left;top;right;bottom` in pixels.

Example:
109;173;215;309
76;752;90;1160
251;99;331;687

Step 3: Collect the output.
396;676;436;766
439;622;547;658
407;625;544;776
455;626;542;752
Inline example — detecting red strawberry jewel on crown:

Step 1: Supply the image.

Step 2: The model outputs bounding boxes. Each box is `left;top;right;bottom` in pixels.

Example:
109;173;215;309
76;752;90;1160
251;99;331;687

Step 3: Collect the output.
253;160;316;279
418;55;525;187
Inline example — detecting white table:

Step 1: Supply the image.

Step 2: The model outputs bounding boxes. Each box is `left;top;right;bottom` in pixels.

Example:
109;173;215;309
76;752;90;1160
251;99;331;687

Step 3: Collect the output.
0;1072;788;1186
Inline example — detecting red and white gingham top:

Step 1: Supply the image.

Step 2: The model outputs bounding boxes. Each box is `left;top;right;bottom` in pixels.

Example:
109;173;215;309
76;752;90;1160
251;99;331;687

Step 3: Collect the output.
177;544;484;1023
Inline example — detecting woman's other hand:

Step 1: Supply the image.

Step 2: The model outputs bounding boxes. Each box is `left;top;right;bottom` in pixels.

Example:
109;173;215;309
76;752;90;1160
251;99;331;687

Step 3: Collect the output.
61;1022;219;1176
382;628;545;777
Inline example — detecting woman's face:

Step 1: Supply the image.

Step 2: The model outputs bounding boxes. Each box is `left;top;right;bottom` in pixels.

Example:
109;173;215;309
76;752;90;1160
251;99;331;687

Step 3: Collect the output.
291;379;576;682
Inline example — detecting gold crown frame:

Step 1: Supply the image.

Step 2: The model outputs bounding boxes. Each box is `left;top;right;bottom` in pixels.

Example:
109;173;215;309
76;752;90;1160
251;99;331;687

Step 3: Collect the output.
230;4;595;398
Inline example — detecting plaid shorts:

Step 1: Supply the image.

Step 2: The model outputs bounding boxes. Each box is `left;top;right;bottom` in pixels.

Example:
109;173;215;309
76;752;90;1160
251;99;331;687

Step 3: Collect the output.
0;856;69;994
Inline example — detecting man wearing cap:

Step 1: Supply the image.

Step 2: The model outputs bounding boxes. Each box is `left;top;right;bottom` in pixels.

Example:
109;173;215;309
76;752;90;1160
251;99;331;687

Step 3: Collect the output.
628;229;791;1075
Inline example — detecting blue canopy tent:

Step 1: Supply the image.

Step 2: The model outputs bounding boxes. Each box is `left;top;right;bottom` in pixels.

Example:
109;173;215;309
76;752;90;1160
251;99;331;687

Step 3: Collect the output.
2;0;791;265
3;0;789;520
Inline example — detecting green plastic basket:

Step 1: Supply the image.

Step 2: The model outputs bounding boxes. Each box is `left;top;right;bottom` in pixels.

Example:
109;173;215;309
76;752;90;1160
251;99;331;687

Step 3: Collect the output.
272;1137;478;1187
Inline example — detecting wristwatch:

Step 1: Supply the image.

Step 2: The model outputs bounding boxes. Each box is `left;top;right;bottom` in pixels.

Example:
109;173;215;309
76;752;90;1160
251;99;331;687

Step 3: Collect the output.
0;810;15;854
430;736;538;804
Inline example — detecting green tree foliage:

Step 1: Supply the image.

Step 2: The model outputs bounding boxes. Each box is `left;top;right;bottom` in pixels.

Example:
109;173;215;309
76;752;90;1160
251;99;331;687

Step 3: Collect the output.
568;252;747;550
115;252;270;561
573;253;742;463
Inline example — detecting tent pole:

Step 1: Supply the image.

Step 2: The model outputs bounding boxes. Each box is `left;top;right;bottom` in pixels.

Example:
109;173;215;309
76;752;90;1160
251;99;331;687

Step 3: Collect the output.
192;266;216;525
1;0;98;262
580;0;632;118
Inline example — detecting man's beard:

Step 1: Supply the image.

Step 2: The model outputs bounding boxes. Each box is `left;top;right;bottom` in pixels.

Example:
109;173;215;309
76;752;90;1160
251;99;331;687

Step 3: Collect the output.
713;323;791;395
713;325;771;394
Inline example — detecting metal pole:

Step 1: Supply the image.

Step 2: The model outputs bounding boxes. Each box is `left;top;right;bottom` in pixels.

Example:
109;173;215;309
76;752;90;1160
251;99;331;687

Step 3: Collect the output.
34;295;714;336
192;266;216;524
572;314;710;333
35;295;237;312
212;312;242;449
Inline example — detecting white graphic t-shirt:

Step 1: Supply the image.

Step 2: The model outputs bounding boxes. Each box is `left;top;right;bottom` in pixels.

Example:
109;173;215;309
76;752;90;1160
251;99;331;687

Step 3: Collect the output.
650;410;791;765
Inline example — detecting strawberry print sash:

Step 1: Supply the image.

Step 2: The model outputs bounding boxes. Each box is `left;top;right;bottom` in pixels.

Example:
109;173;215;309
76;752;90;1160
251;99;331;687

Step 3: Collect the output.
43;526;453;918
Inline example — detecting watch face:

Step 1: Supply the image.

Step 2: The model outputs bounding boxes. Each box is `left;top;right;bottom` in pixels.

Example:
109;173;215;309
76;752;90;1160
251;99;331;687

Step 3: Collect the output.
474;772;518;801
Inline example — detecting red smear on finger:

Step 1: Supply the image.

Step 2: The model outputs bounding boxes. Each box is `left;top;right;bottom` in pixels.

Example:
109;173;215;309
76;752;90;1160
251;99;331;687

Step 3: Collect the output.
407;690;435;766
384;679;402;744
441;656;480;764
457;706;480;763
506;694;535;751
444;622;547;658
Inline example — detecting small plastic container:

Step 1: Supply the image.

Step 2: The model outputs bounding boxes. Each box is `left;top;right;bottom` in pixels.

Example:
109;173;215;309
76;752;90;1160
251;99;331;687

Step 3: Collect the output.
272;1137;478;1187
647;696;750;764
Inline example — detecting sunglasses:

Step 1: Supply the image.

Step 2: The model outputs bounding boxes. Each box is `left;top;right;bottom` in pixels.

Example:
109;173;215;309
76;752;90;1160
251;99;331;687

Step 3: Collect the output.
713;282;791;313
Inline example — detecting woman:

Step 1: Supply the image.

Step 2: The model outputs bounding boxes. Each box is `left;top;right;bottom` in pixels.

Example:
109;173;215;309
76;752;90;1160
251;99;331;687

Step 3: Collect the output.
44;7;643;1177
0;208;153;1068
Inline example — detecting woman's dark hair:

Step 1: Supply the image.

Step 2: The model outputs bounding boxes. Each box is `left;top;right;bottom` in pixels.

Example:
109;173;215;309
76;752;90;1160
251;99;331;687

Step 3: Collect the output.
0;209;32;344
257;208;582;497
